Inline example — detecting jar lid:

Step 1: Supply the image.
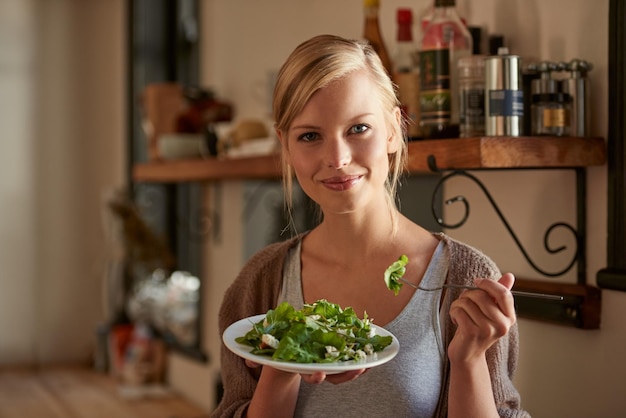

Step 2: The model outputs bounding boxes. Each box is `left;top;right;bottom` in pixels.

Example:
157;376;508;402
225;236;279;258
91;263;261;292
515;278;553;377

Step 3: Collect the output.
458;55;486;78
532;93;572;103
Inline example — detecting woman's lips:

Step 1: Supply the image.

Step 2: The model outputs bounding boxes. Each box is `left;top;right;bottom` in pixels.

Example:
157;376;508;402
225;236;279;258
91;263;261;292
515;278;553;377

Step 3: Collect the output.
320;175;363;191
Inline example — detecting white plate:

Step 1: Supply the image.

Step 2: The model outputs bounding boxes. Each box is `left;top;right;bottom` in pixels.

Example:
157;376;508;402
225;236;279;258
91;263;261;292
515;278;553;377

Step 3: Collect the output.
222;314;400;375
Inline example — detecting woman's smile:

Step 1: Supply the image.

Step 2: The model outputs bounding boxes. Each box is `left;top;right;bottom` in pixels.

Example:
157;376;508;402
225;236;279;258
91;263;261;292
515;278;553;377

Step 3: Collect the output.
320;174;364;191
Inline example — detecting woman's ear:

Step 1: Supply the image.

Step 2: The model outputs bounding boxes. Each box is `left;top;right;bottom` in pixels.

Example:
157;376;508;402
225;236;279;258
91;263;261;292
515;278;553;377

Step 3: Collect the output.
387;106;403;154
276;128;286;148
275;128;283;142
276;128;290;160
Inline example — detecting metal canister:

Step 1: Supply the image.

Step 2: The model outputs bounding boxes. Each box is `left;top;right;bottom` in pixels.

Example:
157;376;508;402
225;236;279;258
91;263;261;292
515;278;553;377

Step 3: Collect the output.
485;48;524;136
561;59;592;137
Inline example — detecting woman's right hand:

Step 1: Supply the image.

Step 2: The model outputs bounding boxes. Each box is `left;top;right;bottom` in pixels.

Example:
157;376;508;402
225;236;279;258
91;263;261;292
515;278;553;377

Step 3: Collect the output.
246;359;366;385
302;369;366;385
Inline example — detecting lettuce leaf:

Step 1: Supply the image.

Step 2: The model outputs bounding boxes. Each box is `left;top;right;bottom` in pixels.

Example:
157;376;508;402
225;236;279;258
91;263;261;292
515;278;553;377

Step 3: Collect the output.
384;254;408;296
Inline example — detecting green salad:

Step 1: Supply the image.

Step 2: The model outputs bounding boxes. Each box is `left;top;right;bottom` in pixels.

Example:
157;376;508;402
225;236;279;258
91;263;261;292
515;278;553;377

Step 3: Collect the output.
384;254;408;296
235;299;393;364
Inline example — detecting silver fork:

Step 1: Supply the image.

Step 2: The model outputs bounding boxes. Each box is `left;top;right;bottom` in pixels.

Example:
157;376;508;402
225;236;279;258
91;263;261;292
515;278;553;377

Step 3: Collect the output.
400;278;564;301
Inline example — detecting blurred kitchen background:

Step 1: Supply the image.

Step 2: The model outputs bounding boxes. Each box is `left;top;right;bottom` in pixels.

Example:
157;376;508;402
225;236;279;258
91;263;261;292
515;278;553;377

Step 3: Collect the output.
1;0;625;417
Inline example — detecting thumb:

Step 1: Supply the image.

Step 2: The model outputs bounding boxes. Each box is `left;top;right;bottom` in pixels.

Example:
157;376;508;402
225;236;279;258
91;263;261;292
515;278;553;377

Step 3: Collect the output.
498;272;515;290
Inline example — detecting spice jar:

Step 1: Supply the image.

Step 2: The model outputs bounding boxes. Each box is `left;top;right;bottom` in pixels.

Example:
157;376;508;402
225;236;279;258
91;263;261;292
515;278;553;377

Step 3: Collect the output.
531;93;572;136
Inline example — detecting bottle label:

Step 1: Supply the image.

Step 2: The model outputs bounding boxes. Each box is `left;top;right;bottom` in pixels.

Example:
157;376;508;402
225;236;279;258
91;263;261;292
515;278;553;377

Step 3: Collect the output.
543;108;568;128
420;49;451;125
488;89;524;117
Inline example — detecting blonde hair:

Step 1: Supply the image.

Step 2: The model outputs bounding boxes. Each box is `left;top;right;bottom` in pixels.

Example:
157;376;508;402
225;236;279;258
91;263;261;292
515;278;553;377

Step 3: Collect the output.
273;34;408;227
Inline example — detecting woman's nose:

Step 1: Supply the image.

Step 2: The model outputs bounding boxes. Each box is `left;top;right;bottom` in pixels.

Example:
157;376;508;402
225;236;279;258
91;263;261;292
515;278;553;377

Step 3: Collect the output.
325;138;351;169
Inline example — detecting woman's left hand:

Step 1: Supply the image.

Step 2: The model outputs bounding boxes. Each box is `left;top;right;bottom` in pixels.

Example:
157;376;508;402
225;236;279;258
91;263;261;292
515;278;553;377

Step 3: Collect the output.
447;273;517;364
246;359;366;385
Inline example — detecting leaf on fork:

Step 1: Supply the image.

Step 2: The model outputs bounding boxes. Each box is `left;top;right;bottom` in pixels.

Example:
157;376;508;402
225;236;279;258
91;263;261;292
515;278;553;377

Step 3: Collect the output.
384;255;408;296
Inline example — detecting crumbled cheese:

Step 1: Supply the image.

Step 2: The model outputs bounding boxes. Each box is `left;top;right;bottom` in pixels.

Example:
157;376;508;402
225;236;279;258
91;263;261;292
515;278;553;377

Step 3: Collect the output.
261;333;279;349
343;348;356;361
325;346;340;358
367;326;376;339
354;349;367;361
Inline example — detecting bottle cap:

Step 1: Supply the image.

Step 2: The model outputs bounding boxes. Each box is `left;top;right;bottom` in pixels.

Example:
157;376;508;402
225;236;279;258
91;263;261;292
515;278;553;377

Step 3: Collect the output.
489;35;504;55
364;0;380;7
468;26;482;54
397;8;412;24
497;47;510;56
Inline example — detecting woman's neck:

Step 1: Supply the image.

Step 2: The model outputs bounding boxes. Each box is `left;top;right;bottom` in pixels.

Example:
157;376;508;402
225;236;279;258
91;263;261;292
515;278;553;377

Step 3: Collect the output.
310;207;400;261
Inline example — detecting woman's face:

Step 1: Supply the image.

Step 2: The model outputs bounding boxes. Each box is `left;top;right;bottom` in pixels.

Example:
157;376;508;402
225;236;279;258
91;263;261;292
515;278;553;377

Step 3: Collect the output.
278;69;400;216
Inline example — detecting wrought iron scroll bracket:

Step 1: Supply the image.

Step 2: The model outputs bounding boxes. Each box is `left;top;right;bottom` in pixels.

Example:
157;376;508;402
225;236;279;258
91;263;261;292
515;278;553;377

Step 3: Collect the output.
427;154;585;281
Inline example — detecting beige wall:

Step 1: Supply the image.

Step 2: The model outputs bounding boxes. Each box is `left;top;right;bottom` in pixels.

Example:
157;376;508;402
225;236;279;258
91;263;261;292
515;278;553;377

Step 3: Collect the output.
1;0;38;365
0;0;126;365
2;0;625;417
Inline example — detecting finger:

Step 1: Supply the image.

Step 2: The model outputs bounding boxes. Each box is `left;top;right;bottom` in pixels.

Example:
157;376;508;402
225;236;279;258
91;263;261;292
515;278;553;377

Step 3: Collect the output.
324;369;366;385
464;288;511;322
301;371;326;384
450;291;493;332
451;293;511;337
453;287;499;322
498;272;515;290
474;276;516;319
245;359;262;369
449;301;475;329
497;273;517;319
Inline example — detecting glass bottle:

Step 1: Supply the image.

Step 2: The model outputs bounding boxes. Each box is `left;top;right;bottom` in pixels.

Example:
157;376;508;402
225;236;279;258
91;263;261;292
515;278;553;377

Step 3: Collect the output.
363;0;393;76
419;0;472;138
393;8;422;139
458;55;485;137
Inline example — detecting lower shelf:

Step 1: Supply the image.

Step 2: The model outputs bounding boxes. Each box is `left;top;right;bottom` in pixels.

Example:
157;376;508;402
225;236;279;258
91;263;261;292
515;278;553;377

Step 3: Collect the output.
513;278;602;329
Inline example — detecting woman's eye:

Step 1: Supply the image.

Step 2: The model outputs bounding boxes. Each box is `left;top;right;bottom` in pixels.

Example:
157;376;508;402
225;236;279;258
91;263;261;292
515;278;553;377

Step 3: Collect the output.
350;124;370;134
298;132;318;142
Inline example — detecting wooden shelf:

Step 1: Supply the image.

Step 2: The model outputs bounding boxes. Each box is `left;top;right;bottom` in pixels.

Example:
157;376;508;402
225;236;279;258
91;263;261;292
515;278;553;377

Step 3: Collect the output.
133;136;606;183
407;136;605;171
133;153;282;182
513;278;602;329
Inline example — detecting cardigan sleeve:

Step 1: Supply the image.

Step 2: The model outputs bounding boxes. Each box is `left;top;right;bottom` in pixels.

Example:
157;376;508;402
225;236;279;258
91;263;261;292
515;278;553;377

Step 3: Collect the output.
436;234;531;418
209;237;299;418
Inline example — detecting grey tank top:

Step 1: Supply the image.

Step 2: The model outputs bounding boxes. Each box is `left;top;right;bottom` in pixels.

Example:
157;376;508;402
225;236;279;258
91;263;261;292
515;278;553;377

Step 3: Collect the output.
278;240;448;418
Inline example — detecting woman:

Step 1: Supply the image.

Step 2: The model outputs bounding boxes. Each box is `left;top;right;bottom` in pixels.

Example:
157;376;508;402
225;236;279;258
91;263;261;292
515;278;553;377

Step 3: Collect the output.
211;34;529;418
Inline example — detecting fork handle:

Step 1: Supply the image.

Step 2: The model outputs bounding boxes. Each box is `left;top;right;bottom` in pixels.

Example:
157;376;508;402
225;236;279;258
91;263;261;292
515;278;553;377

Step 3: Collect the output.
444;284;563;301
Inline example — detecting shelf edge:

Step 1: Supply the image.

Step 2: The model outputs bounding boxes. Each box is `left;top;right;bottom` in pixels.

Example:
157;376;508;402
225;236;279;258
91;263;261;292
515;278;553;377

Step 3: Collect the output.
133;137;606;182
513;278;602;329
